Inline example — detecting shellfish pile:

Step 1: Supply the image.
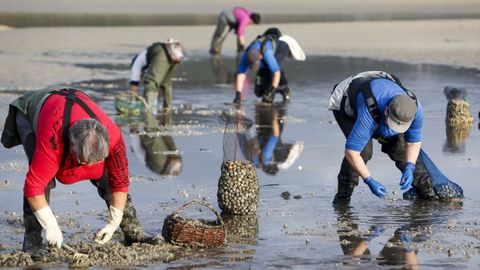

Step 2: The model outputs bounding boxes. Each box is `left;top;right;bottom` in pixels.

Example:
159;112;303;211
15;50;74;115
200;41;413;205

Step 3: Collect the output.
445;99;473;145
217;160;259;215
446;99;473;127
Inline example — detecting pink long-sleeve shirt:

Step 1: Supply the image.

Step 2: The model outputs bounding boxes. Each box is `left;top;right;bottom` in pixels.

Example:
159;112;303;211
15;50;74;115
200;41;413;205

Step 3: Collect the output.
233;7;253;36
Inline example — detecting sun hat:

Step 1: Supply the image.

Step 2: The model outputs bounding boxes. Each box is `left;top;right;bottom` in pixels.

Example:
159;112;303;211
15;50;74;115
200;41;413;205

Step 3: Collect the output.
387;95;417;133
279;35;306;61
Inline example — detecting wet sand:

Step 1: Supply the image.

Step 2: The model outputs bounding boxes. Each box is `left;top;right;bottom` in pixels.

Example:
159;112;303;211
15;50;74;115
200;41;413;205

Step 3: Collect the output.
0;20;480;91
0;0;480;269
1;0;480;17
1;55;479;268
0;0;479;90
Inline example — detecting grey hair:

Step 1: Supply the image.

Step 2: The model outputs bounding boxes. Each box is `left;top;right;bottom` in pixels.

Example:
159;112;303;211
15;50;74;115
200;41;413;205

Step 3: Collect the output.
69;119;109;164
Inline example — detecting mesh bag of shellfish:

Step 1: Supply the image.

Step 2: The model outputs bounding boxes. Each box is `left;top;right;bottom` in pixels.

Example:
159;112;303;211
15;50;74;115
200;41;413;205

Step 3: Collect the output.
403;149;463;200
217;111;259;215
418;149;463;199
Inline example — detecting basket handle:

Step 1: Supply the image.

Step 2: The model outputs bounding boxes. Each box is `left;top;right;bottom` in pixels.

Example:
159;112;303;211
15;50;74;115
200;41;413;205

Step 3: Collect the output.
171;200;224;226
127;90;149;108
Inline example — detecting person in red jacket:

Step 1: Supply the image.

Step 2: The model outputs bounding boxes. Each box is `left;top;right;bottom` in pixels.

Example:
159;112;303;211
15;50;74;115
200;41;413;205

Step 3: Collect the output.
1;86;155;258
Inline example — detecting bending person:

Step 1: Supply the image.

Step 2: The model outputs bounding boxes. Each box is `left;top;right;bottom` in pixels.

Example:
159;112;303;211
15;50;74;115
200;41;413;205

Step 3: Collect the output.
1;86;155;258
329;71;424;205
209;7;261;54
130;39;183;112
233;28;306;104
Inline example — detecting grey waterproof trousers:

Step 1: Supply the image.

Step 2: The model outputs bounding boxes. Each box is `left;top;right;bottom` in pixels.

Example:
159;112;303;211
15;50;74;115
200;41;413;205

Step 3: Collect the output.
209;9;242;53
332;110;436;204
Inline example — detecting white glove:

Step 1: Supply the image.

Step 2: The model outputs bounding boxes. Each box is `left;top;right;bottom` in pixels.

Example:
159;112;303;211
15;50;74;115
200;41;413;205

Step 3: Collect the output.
94;205;123;244
33;206;63;248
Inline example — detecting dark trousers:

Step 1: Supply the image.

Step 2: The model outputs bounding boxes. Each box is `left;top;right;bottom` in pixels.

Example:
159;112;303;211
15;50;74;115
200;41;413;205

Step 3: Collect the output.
16;113;142;251
332;110;435;203
254;68;289;98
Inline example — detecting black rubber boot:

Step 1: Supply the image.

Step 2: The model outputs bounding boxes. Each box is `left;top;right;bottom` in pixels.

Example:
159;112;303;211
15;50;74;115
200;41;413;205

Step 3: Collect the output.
120;195;159;245
209;48;219;55
22;195;50;261
278;86;292;102
262;90;275;104
22;214;47;260
22;180;55;260
233;92;241;104
332;175;358;206
332;191;353;206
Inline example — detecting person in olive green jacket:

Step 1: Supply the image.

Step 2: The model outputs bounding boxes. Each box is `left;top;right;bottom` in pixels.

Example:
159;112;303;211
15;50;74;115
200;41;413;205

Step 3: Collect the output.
129;39;184;112
138;112;182;176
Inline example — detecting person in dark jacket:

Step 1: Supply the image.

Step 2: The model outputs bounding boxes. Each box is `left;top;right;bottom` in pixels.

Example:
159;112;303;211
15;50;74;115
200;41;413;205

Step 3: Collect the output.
233;28;306;104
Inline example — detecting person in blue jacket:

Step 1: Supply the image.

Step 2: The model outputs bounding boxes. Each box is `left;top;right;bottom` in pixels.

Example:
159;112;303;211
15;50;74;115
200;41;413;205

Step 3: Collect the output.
329;71;431;205
232;28;305;104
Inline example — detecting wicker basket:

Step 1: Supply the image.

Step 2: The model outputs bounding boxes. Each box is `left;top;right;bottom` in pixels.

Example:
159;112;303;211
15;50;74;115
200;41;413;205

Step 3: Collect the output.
114;91;147;115
162;200;226;248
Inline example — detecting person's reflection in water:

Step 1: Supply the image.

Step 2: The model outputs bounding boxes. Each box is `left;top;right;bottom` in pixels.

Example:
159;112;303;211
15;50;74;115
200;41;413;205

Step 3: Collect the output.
334;205;373;263
335;200;462;269
236;104;303;175
209;53;240;86
138;111;182;176
379;200;462;269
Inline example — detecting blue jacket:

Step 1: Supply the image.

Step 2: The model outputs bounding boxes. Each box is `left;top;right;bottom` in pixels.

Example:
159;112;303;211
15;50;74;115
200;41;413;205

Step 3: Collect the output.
237;39;280;74
346;79;424;151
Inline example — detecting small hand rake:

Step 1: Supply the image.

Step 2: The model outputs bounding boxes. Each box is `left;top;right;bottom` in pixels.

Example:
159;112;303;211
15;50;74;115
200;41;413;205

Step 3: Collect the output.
62;243;89;259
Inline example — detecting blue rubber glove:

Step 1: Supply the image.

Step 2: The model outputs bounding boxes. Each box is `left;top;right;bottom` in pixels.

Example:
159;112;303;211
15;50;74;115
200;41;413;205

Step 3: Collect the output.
364;225;385;242
398;226;413;252
364;177;387;198
399;162;415;190
262;135;279;165
252;156;260;166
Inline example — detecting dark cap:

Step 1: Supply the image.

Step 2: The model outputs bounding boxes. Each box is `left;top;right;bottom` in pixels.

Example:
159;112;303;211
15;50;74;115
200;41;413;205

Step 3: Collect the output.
247;48;261;70
387;95;417;133
262;27;282;39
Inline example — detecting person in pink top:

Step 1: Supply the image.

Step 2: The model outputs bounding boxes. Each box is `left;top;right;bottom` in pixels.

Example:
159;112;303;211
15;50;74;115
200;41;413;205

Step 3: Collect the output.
209;7;261;54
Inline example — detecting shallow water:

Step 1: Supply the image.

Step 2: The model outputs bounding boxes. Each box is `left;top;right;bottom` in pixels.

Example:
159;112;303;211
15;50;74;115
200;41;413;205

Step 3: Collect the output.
2;12;479;27
0;54;479;269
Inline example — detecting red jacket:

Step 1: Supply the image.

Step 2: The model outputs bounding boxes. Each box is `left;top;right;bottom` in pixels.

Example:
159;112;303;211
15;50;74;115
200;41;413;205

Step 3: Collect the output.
24;91;129;197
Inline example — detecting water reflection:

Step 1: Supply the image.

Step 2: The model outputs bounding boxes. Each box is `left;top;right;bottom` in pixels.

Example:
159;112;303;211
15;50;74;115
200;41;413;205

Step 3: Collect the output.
221;213;259;245
209;53;240;86
129;111;182;176
335;200;462;269
233;104;303;175
443;86;474;153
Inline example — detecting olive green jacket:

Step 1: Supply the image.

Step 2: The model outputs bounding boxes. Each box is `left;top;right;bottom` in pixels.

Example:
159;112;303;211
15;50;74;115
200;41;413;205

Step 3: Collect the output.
1;85;86;148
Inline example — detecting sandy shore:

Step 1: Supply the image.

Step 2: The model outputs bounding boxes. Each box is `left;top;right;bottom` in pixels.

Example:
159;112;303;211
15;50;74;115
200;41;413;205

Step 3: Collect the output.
0;19;479;90
1;0;480;16
0;0;479;90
